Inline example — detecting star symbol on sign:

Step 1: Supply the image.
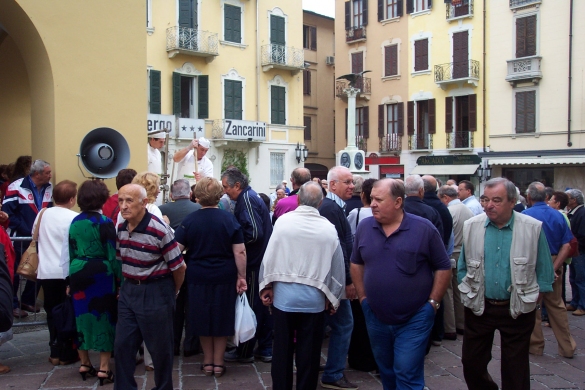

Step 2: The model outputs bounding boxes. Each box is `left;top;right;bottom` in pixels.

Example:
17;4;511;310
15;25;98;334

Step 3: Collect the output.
198;126;203;132
190;126;195;131
182;126;187;131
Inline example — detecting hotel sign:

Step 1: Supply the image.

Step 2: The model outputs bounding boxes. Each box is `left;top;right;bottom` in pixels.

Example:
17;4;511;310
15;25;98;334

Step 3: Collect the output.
223;120;267;141
416;155;481;165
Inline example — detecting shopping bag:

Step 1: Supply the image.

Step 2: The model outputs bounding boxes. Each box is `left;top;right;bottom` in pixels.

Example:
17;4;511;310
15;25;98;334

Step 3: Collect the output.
234;294;256;345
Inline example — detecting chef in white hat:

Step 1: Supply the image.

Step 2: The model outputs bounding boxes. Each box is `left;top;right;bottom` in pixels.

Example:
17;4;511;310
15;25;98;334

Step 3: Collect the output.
173;137;214;185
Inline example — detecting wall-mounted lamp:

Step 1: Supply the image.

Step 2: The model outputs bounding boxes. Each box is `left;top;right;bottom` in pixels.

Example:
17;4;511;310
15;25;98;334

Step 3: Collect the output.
477;165;492;183
295;142;309;164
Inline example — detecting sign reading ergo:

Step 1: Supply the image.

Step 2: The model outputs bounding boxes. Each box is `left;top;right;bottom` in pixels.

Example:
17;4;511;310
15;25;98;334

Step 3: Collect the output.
224;120;266;141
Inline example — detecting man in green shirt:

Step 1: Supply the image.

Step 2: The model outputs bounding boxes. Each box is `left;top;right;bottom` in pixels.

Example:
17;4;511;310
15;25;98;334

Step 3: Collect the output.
457;177;553;390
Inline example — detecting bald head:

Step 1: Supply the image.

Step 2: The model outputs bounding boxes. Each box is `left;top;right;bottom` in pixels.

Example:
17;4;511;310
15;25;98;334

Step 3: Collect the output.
291;167;312;189
118;184;148;225
297;181;324;209
422;175;437;193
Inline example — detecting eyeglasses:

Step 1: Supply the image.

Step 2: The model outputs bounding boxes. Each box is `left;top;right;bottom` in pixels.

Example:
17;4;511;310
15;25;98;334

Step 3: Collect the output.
335;179;353;186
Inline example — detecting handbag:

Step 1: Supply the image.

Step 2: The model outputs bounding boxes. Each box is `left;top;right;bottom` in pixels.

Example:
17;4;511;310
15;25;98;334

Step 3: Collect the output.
16;208;47;281
52;296;77;344
233;294;257;345
568;236;579;258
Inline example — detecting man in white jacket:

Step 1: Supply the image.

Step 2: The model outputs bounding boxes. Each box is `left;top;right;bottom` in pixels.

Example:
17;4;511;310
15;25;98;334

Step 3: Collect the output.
259;181;345;390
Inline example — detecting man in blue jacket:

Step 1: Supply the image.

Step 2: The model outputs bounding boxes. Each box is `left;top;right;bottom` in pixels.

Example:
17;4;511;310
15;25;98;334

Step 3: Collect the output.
221;167;274;363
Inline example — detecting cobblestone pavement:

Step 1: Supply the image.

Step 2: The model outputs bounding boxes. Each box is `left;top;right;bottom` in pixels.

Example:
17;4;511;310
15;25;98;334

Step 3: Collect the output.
0;311;583;389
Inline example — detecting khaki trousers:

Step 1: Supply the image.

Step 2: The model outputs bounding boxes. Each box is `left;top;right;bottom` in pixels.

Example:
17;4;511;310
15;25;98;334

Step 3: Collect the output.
444;268;465;333
530;267;576;358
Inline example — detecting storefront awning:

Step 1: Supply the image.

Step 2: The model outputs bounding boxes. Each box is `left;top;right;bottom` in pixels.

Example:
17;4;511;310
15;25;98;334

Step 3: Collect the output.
487;157;585;166
410;164;479;175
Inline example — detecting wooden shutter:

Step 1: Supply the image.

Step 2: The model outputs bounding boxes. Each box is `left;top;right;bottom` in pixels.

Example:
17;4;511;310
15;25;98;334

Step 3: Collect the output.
224;5;241;43
198;75;208;119
352;52;364;73
270;15;285;45
407;101;415;135
172;72;181;116
428;99;436;134
406;0;414;14
179;0;195;28
384;45;398;76
304;116;311;140
445;97;453;133
345;2;351;30
525;15;537;57
397;102;404;136
414;39;428;71
149;70;161;114
363;0;369;25
468;94;477;132
378;0;384;21
452;31;469;78
363;106;370;138
345;108;348;139
397;0;404;16
303;69;311;95
516;91;536;133
271;86;286;125
310;26;317;50
378;104;385;137
428;0;432;8
225;80;242;120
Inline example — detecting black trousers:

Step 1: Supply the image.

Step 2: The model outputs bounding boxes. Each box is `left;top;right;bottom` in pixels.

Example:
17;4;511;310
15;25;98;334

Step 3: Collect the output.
271;307;325;390
462;303;535;390
174;282;199;353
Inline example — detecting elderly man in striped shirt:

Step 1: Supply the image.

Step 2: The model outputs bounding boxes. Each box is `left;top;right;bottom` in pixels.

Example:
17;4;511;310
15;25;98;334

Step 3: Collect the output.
114;184;186;390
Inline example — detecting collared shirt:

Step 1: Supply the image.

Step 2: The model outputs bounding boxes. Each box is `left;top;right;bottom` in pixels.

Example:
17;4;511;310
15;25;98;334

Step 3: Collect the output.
327;191;346;211
448;199;462;207
457;213;553;300
117;211;184;280
462;196;483;216
522;202;573;255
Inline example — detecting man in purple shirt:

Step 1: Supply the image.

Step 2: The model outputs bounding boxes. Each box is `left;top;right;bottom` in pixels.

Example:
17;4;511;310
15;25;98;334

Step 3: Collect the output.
272;167;311;222
350;179;451;389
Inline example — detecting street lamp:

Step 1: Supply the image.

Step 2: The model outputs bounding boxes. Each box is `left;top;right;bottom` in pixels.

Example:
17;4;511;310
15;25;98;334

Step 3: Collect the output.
477;165;492;183
295;142;309;163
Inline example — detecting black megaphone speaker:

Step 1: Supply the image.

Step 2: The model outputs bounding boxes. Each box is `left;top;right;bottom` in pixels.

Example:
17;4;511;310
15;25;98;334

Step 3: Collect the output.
79;127;130;178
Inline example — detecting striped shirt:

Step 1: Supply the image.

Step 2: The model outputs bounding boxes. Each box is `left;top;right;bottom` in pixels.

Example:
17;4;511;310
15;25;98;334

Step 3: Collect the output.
116;211;184;280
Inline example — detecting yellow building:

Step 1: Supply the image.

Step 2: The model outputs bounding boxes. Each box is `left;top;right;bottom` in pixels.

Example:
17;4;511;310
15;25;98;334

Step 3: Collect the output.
0;0;146;184
148;0;305;194
405;0;485;186
302;10;336;178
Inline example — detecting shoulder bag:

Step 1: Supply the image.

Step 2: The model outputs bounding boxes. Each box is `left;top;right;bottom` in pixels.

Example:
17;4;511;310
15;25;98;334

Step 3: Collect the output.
16;208;47;281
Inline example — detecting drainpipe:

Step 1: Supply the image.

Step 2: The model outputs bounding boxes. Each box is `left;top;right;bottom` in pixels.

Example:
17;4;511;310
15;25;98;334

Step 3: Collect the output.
256;0;260;122
567;0;574;147
482;0;487;153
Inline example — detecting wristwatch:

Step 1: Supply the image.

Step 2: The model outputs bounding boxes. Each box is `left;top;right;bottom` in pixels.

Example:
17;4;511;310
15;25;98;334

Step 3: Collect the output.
428;299;440;310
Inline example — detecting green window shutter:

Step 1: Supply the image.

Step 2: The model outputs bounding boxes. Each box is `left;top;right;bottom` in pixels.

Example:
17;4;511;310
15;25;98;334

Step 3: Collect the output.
172;72;181;116
234;80;242;119
225;5;241;43
179;0;195;28
270;15;285;45
149;70;161;114
198;75;209;119
271;86;286;125
225;80;242;120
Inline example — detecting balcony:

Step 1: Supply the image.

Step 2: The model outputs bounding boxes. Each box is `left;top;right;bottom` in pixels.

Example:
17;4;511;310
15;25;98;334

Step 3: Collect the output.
356;135;368;153
447;131;474;149
434;60;480;89
509;0;541;10
166;27;219;60
409;134;433;150
505;56;542;86
335;77;371;100
446;0;473;21
346;26;366;43
380;134;402;153
261;44;304;74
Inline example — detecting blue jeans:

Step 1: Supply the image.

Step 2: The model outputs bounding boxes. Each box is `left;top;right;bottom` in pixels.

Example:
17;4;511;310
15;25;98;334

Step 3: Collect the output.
362;300;435;390
569;253;585;310
322;299;353;383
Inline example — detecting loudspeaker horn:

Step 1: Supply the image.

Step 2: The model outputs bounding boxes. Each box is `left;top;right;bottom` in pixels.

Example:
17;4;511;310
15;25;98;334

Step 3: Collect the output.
79;127;130;179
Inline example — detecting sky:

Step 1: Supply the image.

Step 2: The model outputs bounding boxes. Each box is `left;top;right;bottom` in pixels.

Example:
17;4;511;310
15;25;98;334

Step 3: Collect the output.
302;0;335;18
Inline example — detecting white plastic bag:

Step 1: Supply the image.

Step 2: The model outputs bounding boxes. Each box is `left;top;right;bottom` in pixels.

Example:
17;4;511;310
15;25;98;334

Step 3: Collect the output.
234;294;256;345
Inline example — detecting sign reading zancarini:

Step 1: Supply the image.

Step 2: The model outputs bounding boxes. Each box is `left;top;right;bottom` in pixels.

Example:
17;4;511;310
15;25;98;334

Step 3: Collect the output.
224;120;267;141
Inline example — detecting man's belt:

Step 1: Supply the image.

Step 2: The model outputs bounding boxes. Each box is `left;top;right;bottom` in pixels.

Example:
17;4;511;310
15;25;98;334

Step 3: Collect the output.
485;298;510;306
125;276;170;285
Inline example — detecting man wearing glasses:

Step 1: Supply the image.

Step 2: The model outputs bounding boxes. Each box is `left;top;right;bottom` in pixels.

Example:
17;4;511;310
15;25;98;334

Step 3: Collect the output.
458;177;554;390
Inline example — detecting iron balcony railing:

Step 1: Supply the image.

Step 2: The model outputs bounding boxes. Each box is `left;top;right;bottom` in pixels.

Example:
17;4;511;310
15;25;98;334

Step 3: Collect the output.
260;44;304;70
447;131;474;149
446;0;473;20
434;60;480;83
356;135;367;153
166;26;219;56
380;134;402;153
335;77;371;98
505;56;542;85
346;26;366;43
509;0;541;9
408;134;433;150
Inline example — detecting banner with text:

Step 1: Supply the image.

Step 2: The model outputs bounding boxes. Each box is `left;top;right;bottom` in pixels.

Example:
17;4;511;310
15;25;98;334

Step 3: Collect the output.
223;120;267;141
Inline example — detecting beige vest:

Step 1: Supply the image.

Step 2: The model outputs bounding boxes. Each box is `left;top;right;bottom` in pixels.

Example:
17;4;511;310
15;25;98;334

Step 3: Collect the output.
458;212;542;319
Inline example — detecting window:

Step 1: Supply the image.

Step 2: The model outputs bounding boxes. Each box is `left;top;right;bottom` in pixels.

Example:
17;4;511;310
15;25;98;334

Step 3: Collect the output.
386;104;400;135
452;30;469;78
303;25;317;50
406;0;431;13
304;116;312;140
354;0;364;27
345;0;369;29
303;69;311;95
149;70;161;114
270;152;285;186
378;103;404;151
172;73;209;119
378;0;402;21
271;85;286;125
270;14;286;63
146;0;153;30
224;4;242;43
384;45;398;76
407;99;435;149
352;52;364;73
344;107;369;139
515;90;536;133
224;79;243;120
414;39;428;72
178;0;197;29
516;15;537;58
446;95;476;148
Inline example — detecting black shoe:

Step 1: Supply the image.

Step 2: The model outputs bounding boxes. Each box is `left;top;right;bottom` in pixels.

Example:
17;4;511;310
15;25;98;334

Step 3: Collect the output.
456;328;465;335
320;375;358;390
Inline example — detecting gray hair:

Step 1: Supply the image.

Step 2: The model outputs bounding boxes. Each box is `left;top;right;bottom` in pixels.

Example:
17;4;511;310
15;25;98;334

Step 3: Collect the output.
275;183;285;192
291;168;311;187
221;167;249;189
526;182;546;203
137;186;147;201
422;176;436;193
298;181;323;208
30;159;50;175
327;166;351;183
171;179;191;199
404;175;423;195
353;175;364;195
438;185;457;199
485;177;517;202
373;179;405;208
566;189;584;205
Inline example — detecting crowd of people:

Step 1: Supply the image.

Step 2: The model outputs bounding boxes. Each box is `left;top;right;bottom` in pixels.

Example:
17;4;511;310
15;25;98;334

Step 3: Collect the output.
0;153;582;390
